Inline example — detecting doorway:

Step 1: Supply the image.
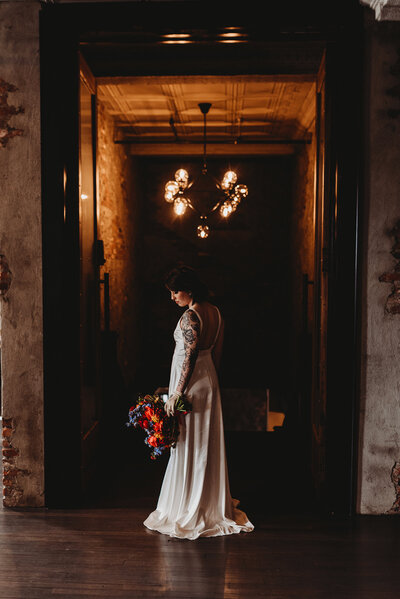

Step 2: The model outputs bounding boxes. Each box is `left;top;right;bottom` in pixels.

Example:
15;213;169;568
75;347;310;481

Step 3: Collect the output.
89;72;317;513
40;0;362;514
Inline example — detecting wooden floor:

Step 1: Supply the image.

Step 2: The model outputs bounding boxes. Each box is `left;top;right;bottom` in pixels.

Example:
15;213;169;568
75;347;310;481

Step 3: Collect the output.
1;428;399;598
1;506;400;599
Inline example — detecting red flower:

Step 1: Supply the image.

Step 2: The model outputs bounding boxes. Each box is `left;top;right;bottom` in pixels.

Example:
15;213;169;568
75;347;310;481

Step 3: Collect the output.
147;435;158;447
144;407;154;420
153;421;163;433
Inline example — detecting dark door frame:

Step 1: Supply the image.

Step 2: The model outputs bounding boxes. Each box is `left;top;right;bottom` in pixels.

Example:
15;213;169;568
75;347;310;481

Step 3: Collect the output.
39;0;363;513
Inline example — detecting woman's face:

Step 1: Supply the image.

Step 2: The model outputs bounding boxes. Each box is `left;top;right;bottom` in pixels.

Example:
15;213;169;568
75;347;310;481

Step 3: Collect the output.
169;289;192;307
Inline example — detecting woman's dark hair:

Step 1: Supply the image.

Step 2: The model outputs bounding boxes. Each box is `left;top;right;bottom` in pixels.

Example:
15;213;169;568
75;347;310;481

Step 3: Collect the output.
165;265;208;303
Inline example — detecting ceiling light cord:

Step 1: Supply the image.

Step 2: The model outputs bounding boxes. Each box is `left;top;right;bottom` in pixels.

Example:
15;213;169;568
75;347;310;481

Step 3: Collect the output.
198;102;211;174
203;110;207;173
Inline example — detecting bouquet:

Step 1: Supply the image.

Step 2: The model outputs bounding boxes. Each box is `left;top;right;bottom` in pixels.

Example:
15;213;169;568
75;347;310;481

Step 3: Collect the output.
126;393;192;460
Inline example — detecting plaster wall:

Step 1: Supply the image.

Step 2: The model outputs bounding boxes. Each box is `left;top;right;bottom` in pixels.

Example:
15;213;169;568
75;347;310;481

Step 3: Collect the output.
0;2;44;506
358;15;400;514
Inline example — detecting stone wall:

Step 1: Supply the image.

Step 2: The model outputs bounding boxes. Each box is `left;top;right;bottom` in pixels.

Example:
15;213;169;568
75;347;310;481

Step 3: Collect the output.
357;14;400;514
97;100;142;391
0;2;44;506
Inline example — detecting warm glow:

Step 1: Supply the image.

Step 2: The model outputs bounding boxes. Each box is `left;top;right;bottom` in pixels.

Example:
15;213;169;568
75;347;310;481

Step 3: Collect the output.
197;225;210;239
231;195;240;210
175;169;189;189
165;180;179;194
163;33;191;38
219;32;246;38
164;191;175;202
174;197;188;216
220;202;233;218
162;105;249;238
221;170;238;190
235;184;248;198
161;40;191;44
219;39;246;44
165;180;179;202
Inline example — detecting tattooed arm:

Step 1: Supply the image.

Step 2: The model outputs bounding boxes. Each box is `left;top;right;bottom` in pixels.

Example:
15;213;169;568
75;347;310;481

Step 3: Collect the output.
165;309;200;416
175;308;200;394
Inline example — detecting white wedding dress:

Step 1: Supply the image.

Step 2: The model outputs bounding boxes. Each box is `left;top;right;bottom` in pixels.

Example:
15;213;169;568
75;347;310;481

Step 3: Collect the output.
143;305;254;540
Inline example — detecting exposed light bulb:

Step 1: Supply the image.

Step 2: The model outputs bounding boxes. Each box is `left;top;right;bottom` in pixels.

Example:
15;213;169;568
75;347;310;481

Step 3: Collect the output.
221;170;237;190
175;169;189;189
81;193;88;200
174;197;188;216
165;180;179;201
165;190;175;202
220;202;233;218
197;225;209;239
231;195;240;210
235;184;248;198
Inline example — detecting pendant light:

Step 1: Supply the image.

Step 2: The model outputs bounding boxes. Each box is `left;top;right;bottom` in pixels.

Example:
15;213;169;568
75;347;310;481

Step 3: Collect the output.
163;103;248;238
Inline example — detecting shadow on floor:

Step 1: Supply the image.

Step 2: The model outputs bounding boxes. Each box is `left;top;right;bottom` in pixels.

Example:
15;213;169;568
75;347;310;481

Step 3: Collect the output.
84;416;316;519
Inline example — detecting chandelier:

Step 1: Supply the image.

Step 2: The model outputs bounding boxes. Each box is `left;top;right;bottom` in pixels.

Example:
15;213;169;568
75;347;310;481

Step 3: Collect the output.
163;102;248;239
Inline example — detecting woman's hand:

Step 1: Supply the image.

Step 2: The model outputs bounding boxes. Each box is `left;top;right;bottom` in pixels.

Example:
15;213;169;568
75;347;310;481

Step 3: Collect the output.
164;392;182;417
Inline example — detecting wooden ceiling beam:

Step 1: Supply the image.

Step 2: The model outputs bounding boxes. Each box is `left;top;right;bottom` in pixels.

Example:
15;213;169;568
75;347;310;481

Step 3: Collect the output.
125;142;300;156
97;74;316;86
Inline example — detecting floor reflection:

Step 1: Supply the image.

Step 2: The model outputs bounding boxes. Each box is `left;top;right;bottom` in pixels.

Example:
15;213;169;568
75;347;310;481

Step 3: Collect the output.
157;532;228;598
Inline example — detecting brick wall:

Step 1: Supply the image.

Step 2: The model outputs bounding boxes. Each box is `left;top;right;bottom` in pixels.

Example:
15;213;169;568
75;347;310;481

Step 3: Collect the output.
97;100;143;391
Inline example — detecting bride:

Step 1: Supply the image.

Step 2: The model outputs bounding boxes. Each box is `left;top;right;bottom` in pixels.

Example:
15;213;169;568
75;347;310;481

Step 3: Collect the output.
143;265;254;540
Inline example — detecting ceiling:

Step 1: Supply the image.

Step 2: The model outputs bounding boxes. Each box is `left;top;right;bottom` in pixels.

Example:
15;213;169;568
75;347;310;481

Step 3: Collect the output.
97;75;316;156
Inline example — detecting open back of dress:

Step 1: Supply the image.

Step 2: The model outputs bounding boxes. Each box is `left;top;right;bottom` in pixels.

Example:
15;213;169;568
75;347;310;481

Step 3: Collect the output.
192;303;221;350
